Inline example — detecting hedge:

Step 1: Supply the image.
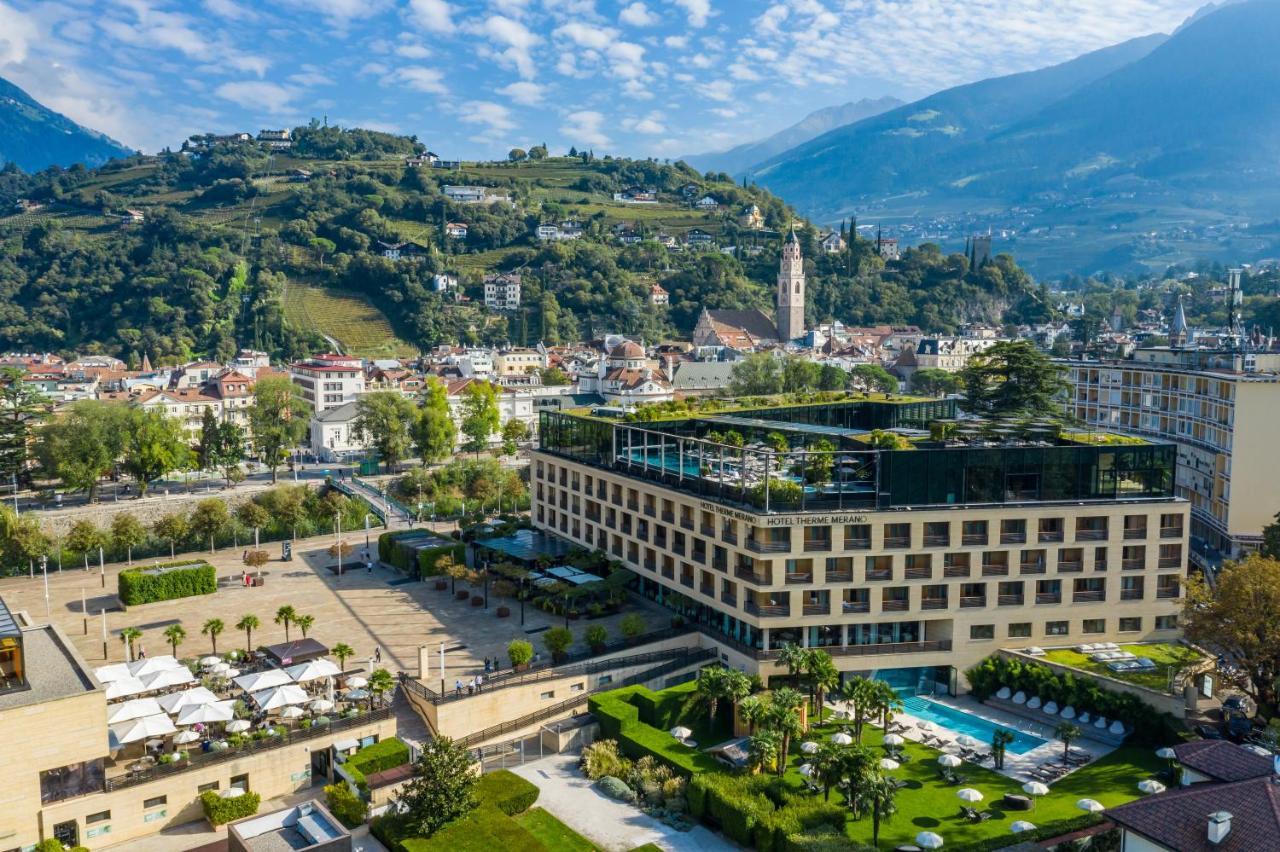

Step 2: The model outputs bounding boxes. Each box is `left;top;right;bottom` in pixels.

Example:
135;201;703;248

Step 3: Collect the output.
377;531;462;578
687;771;844;852
118;561;216;605
324;782;368;829
344;737;411;790
589;684;722;777
475;769;539;816
200;789;261;825
418;543;465;578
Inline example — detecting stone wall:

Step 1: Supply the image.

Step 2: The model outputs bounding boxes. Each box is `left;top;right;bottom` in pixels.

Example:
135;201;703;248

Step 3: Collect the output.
31;485;292;539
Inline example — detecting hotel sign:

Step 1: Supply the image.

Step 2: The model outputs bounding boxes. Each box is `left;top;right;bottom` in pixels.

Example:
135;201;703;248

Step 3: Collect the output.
699;501;869;527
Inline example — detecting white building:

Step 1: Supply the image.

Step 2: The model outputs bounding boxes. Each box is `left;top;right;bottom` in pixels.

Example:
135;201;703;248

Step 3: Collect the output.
484;274;522;311
289;354;366;413
308;401;370;461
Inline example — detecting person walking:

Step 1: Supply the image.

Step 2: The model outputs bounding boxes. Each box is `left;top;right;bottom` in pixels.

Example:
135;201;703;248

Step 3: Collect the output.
374;647;382;664
475;673;483;693
455;679;463;696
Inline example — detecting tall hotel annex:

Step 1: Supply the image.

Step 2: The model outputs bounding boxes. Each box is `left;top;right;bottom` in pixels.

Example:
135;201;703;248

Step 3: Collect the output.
530;398;1188;693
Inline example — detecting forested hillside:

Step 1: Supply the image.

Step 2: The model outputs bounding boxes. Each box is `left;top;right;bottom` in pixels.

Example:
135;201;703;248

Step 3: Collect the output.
0;127;1047;362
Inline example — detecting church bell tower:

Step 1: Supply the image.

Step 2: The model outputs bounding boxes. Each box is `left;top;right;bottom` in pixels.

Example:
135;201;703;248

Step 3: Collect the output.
777;227;805;342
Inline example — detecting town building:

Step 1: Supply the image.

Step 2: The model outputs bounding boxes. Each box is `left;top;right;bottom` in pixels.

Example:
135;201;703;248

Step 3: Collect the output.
495;348;544;377
442;185;511;205
308;401;370;461
483;274;522;311
739;205;764;230
289;354;366;414
432;273;458;294
777;228;806;342
376;241;428;261
577;341;673;406
876;231;900;261
531;397;1187;686
691;308;779;351
649;284;669;306
256;129;292;150
444;222;468;240
896;336;1005;381
965;234;993;268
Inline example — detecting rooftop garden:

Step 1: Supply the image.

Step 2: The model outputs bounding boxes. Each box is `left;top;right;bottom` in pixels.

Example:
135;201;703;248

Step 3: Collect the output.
1039;643;1206;693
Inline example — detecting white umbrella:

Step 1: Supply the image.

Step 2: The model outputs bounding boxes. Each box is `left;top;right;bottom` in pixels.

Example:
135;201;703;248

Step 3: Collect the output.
938;754;962;768
884;733;904;746
280;706;305;719
173;729;201;744
880;758;900;771
1155;747;1176;759
225;719;251;733
1138;779;1166;794
104;676;148;700
141;668;195;690
799;763;814;777
234;669;293;692
252;684;309;711
800;741;819;754
94;662;133;683
956;788;984;803
1022;781;1049;797
219;787;246;798
309;699;335;713
670;726;692;739
1010;820;1037;833
211;663;231;676
345;675;368;689
107;697;164;724
916;831;944;850
955;735;979;748
286;658;342;683
200;656;221;667
157;686;219;714
830;732;853;745
109;713;177;745
175;701;235;725
225;668;241;678
128;655;183;677
1077;798;1104;813
344;688;369;701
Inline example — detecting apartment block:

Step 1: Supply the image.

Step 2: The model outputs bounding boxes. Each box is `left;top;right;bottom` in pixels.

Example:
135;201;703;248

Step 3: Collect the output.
290;354;366;413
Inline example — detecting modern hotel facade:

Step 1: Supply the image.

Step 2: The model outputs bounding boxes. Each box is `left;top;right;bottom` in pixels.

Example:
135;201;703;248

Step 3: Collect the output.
530;398;1187;693
1062;347;1280;567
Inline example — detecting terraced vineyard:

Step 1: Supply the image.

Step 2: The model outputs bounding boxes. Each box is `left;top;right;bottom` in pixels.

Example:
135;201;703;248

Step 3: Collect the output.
282;285;417;358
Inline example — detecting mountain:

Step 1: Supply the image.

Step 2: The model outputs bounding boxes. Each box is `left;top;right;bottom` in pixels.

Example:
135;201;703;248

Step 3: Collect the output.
751;0;1280;277
683;96;903;176
0;76;134;172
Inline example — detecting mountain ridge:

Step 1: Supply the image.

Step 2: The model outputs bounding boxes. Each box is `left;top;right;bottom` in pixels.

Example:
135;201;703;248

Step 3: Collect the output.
0;76;134;172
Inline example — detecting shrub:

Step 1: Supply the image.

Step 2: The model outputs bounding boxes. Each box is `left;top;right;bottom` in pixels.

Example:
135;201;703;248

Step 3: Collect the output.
200;789;261;825
419;544;465;578
118;561;216;605
507;639;534;668
581;738;632;780
597;776;637;802
344;738;411;791
475;769;539;815
585;624;607;652
543;626;573;661
325;782;368;829
588;685;723;776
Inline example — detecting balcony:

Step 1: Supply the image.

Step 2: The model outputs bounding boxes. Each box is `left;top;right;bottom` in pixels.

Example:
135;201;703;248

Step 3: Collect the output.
604;517;617;530
1122;559;1145;571
1123;528;1147;541
843;599;871;614
998;594;1025;606
672;542;686;557
866;568;893;582
804;540;833;553
735;569;769;586
1073;591;1105;603
1035;593;1062;605
660;511;675;523
845;537;871;550
744;601;790;618
1020;562;1046;576
921;598;948;610
643;505;656;518
1156;587;1180;599
700;584;715;598
1158;557;1182;570
923;534;950;547
626;500;639;511
982;564;1009;577
826;568;853;583
882;599;909;613
661;565;675;580
905;566;933;580
1076;529;1108;542
1057;561;1083;574
712;556;728;572
1120;589;1143;601
680;517;695;532
962;533;988;546
721;531;739;546
884;536;911;549
943;565;971;579
804;601;831;616
679;574;695;589
1000;532;1027;545
1160;526;1183;539
643;559;656;572
747;538;790;554
1038;531;1064;544
959;596;986;608
784;573;813;585
700;524;716;537
721;593;737;607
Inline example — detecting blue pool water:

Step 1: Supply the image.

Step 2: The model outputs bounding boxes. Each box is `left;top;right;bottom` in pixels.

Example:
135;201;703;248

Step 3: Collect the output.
901;696;1047;754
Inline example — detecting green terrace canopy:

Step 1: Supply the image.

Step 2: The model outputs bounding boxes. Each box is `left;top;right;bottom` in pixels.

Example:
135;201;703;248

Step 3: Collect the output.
479;529;575;563
693;414;871;441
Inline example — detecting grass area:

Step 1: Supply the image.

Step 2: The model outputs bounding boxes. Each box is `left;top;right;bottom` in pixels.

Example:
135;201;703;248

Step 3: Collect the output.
282;284;416;357
1041;643;1204;692
448;246;525;273
514;807;600;852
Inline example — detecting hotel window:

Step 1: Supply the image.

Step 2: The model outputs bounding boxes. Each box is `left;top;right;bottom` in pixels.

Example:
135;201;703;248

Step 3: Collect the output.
883;523;911;548
198;782;219;794
39;759;105;804
86;811;110;825
144;796;167;809
999;519;1026;544
844;524;871;549
1118;617;1142;632
1045;621;1069;636
962;520;988;546
970;624;995;640
923;522;950;546
1156;615;1178;630
1082;618;1105;634
1008;622;1032;639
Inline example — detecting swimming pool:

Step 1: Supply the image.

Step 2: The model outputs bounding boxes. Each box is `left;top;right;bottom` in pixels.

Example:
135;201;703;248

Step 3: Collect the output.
901;696;1048;754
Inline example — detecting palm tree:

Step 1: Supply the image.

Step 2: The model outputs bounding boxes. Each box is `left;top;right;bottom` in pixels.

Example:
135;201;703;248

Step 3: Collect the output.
810;653;840;725
769;688;806;776
991;728;1016;770
811;741;846;801
739;694;768;735
295;614;315;638
120;626;142;659
201;618;225;655
863;772;899;848
838;746;877;814
163;624;186;657
332;642;354;672
840;677;877;743
869;680;903;732
1055;721;1082;761
236;614;260;656
724;669;752;728
274;605;297;642
368;667;395;711
697;666;730;724
777;643;809;692
747;729;781;775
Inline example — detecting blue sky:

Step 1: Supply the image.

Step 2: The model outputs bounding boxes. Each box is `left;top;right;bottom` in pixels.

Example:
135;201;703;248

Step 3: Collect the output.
0;0;1205;161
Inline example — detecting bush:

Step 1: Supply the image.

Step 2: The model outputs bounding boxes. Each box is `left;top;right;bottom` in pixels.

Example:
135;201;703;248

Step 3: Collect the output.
344;737;411;790
581;739;632;780
543;626;573;661
597;776;637;802
419;544;465;578
200;789;261;825
475;769;539;815
507;639;534;667
118;561;216;605
585;624;607;652
325;782;368;829
589;685;723;776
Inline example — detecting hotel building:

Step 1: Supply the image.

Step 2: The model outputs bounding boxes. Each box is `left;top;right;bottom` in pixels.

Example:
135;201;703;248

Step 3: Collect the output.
530;398;1187;693
1062;346;1280;568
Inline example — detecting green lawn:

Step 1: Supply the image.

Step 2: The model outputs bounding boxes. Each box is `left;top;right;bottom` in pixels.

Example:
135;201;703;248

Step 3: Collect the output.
515;807;600;852
1041;643;1204;692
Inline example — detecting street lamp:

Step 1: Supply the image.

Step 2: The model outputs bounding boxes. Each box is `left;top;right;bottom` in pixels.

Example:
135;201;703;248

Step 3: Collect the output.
335;512;343;577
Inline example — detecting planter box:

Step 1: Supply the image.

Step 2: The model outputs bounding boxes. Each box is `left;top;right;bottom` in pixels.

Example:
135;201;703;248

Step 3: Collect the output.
496;606;510;618
434;580;448;591
470;595;484;607
456;590;470;600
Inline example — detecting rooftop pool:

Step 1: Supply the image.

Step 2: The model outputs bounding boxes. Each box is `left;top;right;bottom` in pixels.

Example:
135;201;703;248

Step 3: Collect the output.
902;696;1048;755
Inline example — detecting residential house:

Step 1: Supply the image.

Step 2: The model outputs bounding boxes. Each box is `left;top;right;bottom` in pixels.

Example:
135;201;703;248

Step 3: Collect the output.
691;307;779;351
443;185;512;205
820;231;846;253
695;195;719;210
739;205;764;230
685;228;714;248
432;273;459;293
876;235;900;261
444;222;468;240
649;284;669;306
483;274;522;311
495;348;544;377
406;152;441;167
376;241;428;261
289;354;366;413
168;362;224;391
613;187;657;203
256;129;292;149
578;340;673;405
308;401;370;461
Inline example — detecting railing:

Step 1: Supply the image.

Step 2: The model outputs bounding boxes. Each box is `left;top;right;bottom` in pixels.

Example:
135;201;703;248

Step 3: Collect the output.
680;517;695;531
1076;529;1108;541
1038;531;1064;543
803;540;833;553
105;707;392;791
923;535;950;547
643;505;656;518
1122;559;1146;571
1120;589;1144;600
843;600;871;614
828;641;951;658
660;511;674;523
883;536;911;549
959;596;986;608
1035;593;1062;605
1073;591;1105;603
1124;527;1147;540
803;603;831;616
943;565;971;578
722;531;738;545
699;585;715;597
1158;558;1182;570
844;537;871;550
866;568;893;581
700;524;716;537
962;534;988;546
1160;526;1182;539
826;569;853;583
998;594;1025;606
882;600;909;612
746;539;790;554
905;566;933;580
1057;561;1084;573
982;564;1009;577
784;573;813;585
1020;562;1046;575
744;601;790;618
1000;533;1027;545
921;598;947;610
735;569;769;586
721;594;737;607
1156;587;1180;599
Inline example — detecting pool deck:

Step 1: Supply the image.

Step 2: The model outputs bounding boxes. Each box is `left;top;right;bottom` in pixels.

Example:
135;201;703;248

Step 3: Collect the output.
830;694;1116;784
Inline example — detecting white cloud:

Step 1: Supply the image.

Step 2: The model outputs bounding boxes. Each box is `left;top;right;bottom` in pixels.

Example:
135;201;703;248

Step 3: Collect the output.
561;109;610;147
697;79;732;102
395;43;432;58
622;111;665;134
710;107;737;118
385;65;448;94
619;2;658;26
459;100;515;134
663;35;687;49
408;0;455;34
289;68;334;87
555;22;614;50
670;0;712;27
479;15;540;78
213;80;296;114
0;2;37;65
498;80;546;105
203;0;256;21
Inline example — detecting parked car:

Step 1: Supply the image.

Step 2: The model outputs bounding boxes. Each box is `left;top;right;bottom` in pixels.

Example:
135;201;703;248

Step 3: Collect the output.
1195;723;1225;740
1226;712;1254;741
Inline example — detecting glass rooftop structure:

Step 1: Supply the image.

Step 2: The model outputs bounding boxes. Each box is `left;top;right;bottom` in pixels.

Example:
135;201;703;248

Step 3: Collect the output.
0;596;27;693
478;528;577;563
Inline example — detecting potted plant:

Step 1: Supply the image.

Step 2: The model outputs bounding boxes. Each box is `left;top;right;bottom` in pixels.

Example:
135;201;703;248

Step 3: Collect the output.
496;605;510;618
585;624;607;654
508;639;534;670
456;589;470;601
470;594;484;607
434;579;448;591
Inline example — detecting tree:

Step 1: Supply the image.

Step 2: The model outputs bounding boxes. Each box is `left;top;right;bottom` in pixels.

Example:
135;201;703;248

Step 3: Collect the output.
353;391;418;472
190;498;229;553
368;667;394;710
739;694;768;735
539;367;570;386
294;614;315;638
333;642;354;672
849;364;898;394
810;652;840;721
213;421;245;487
747;729;780;774
911;367;960;397
543;625;573;662
729;352;783;396
67;519;106;564
120;626;142;658
991;728;1016;770
781;357;821;393
507;638;534;667
236;500;270;533
249;377;307;483
777;643;809;691
0;504;49;570
958;340;1068;418
501;418;529;455
111;512;146;564
439;554;466;594
620;612;645;642
768;687;805;775
839;676;877;743
275;605;297;642
414;378;457;465
507;148;527;161
1260;511;1280;560
393;736;478;838
197;407;221;472
120;408;191;497
869;679;903;731
584;623;607;653
0;367;48;483
811;741;847;801
1055;721;1082;761
153;513;189;559
459;382;501;455
528;144;548;159
36;400;123;501
236;614;260;655
863;772;898;848
1183;555;1280;713
202;618;225;655
697;666;731;723
163;623;186;657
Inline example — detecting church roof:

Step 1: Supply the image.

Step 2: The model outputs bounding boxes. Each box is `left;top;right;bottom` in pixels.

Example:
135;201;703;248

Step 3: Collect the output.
610;341;646;359
703;309;779;343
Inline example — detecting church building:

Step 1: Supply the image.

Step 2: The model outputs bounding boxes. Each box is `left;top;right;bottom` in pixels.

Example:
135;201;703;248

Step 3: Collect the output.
691;228;807;350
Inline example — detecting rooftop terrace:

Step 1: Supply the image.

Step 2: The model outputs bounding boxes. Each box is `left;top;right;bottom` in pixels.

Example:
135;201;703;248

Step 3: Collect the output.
539;399;1177;514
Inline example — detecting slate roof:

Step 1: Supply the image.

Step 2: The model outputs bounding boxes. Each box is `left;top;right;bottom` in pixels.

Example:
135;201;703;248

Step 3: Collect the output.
1174;740;1275;782
1108;776;1280;852
704;309;779;342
